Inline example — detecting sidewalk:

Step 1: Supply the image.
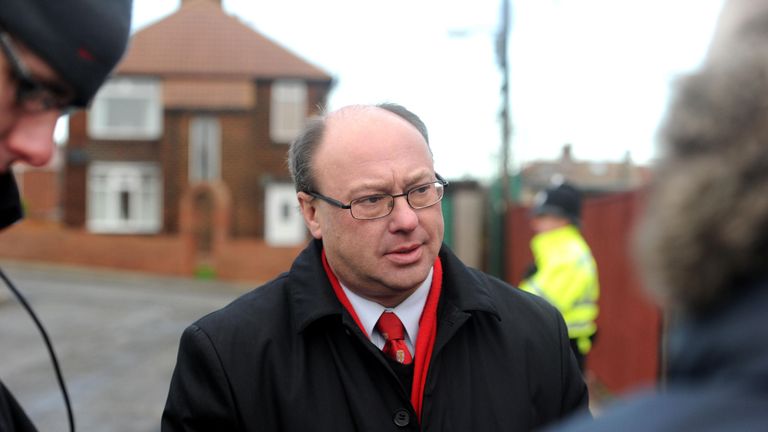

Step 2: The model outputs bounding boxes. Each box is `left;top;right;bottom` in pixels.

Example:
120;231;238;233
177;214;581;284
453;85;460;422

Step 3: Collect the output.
0;259;251;432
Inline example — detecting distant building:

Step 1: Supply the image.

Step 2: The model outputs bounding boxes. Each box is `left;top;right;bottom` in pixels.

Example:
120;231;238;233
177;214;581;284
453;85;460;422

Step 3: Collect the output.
517;144;651;203
62;0;333;248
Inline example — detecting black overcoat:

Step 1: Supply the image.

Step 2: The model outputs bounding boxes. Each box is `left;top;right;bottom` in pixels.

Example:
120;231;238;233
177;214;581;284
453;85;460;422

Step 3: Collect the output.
162;240;588;431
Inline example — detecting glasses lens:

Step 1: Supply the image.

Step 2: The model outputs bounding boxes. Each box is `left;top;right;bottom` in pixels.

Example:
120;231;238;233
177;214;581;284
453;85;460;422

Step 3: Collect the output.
18;80;72;112
350;194;393;220
408;182;443;209
1;33;73;113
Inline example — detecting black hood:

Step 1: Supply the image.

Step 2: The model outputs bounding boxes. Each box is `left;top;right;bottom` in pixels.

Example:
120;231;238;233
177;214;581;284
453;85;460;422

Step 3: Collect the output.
0;172;23;230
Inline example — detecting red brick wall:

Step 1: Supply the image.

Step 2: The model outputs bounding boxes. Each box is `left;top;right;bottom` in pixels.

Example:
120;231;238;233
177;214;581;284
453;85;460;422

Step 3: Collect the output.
161;111;185;234
63;112;87;226
216;239;303;283
17;170;59;221
223;80;330;239
62;164;86;227
222;103;270;238
0;221;304;284
0;221;188;276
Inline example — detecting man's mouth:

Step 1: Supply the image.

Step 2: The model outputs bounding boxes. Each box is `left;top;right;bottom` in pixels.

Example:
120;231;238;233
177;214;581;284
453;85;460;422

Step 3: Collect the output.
385;244;423;265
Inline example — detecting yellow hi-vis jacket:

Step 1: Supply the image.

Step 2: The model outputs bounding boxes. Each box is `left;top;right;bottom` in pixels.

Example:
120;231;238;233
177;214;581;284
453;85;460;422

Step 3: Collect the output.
520;224;599;355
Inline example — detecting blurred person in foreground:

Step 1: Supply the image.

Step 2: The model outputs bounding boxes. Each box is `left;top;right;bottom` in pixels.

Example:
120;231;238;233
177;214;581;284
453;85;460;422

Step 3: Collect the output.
162;103;589;431
0;0;132;430
550;1;768;431
520;181;599;372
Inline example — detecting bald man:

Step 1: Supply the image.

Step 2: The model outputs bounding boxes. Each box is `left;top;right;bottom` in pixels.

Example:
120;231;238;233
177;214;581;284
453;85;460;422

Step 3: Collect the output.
163;103;588;432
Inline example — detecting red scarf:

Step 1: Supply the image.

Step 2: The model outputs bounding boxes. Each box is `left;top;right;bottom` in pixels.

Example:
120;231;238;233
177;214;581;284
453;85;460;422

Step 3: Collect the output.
321;250;442;422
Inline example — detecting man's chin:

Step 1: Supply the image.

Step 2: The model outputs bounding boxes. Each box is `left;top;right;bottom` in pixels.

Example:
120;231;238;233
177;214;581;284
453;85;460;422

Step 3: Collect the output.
381;265;432;291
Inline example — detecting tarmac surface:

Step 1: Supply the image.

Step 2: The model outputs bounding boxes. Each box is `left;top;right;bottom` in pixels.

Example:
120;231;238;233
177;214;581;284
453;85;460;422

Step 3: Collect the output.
0;260;253;432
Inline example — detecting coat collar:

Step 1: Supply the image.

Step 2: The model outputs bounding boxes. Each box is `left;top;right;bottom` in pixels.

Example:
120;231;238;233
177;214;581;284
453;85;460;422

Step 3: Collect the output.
287;240;500;334
437;245;501;320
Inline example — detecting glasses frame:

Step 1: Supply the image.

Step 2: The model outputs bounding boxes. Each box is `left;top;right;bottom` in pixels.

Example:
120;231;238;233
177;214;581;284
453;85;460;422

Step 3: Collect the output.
0;29;74;113
307;173;449;220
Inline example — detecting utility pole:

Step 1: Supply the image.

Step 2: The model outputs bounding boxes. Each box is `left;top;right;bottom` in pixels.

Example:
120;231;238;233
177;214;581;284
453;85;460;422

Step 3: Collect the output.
496;0;512;207
489;0;513;280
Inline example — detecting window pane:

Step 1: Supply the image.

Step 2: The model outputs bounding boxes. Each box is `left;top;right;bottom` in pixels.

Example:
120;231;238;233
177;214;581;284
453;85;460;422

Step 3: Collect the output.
87;78;162;140
265;182;306;246
119;190;131;220
270;81;307;143
91;175;107;220
189;116;220;182
87;162;162;233
105;98;150;130
140;174;156;222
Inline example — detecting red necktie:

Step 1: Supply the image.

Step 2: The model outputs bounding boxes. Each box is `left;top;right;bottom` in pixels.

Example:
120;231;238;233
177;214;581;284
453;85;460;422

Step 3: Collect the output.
376;311;413;365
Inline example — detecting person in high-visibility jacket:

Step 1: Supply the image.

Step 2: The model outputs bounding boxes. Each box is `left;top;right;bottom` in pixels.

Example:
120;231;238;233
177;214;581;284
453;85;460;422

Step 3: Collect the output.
520;181;599;371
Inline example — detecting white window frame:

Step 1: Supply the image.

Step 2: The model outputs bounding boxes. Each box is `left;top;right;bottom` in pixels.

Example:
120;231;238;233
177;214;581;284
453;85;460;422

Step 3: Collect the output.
88;77;163;140
189;116;221;183
270;80;307;144
87;162;163;234
264;182;306;246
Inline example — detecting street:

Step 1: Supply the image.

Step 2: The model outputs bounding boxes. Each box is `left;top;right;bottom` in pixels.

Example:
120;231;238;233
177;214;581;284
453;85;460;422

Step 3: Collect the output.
0;260;251;432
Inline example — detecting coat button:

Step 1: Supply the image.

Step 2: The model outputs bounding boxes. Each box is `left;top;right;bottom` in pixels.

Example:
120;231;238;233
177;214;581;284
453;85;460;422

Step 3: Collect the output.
393;409;410;427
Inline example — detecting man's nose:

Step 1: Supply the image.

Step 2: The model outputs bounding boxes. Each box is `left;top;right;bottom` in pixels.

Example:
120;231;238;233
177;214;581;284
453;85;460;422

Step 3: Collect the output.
388;195;419;231
5;110;59;167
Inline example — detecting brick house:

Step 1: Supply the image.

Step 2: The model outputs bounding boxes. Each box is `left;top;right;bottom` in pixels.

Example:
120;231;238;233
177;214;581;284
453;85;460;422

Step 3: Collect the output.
517;144;652;203
62;0;333;252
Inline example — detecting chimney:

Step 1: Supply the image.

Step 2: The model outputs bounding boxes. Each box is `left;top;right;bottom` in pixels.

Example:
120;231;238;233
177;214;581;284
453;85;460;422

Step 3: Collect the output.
561;143;573;162
182;0;223;6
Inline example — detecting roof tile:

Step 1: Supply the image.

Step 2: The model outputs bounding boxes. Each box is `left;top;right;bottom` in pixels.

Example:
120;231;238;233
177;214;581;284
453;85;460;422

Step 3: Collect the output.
117;0;331;80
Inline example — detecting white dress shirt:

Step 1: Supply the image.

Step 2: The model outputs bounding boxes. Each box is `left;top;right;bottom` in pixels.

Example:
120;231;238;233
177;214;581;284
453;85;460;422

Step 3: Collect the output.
341;267;433;354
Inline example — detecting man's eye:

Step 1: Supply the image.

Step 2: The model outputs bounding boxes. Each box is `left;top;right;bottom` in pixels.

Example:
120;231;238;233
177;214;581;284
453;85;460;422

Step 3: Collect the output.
412;185;431;195
358;195;386;205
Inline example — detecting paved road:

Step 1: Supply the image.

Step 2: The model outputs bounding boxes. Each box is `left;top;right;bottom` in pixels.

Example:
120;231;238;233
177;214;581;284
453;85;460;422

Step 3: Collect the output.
0;260;252;432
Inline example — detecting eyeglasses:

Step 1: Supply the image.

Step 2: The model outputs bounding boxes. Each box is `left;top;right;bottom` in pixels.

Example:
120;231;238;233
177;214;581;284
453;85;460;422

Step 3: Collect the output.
0;30;75;113
308;174;449;220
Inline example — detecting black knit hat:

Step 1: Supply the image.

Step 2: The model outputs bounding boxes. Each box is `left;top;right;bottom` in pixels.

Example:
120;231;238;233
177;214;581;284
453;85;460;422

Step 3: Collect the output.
0;0;133;107
531;182;582;224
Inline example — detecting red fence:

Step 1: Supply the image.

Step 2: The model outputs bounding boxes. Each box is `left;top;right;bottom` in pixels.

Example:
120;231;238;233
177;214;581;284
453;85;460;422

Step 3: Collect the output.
505;189;661;394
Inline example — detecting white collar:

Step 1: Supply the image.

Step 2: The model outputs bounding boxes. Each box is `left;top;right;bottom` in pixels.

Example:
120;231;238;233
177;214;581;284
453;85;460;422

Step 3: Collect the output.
341;267;433;352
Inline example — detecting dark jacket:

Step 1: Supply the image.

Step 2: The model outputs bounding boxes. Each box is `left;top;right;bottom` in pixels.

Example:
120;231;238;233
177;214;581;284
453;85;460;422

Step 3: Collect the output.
0;382;35;432
0;173;23;230
162;240;589;431
549;281;768;432
0;173;36;431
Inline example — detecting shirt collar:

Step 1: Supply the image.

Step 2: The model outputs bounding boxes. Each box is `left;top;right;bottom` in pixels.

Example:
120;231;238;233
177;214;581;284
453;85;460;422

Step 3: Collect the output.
341;267;433;349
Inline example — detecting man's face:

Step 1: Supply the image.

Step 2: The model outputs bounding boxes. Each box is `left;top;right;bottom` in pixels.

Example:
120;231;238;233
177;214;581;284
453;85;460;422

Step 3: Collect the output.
0;35;69;173
298;107;444;307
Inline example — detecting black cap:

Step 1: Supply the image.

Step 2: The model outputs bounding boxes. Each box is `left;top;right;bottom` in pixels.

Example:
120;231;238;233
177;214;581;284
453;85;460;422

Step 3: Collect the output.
0;0;133;107
531;182;582;224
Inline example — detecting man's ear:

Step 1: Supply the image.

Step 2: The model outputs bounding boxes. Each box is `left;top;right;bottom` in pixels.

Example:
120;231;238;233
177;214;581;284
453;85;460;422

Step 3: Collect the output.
297;192;323;239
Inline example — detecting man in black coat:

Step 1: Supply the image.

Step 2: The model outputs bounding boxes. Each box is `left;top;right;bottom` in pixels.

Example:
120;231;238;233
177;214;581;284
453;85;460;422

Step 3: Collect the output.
0;1;132;430
549;1;768;431
163;103;589;431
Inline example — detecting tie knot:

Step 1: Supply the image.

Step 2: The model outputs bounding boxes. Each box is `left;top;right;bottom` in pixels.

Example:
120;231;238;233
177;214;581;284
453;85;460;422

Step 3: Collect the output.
376;311;406;341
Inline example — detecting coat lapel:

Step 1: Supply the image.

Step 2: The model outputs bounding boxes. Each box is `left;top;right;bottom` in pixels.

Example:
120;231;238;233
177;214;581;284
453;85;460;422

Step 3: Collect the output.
433;245;501;358
287;240;345;334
